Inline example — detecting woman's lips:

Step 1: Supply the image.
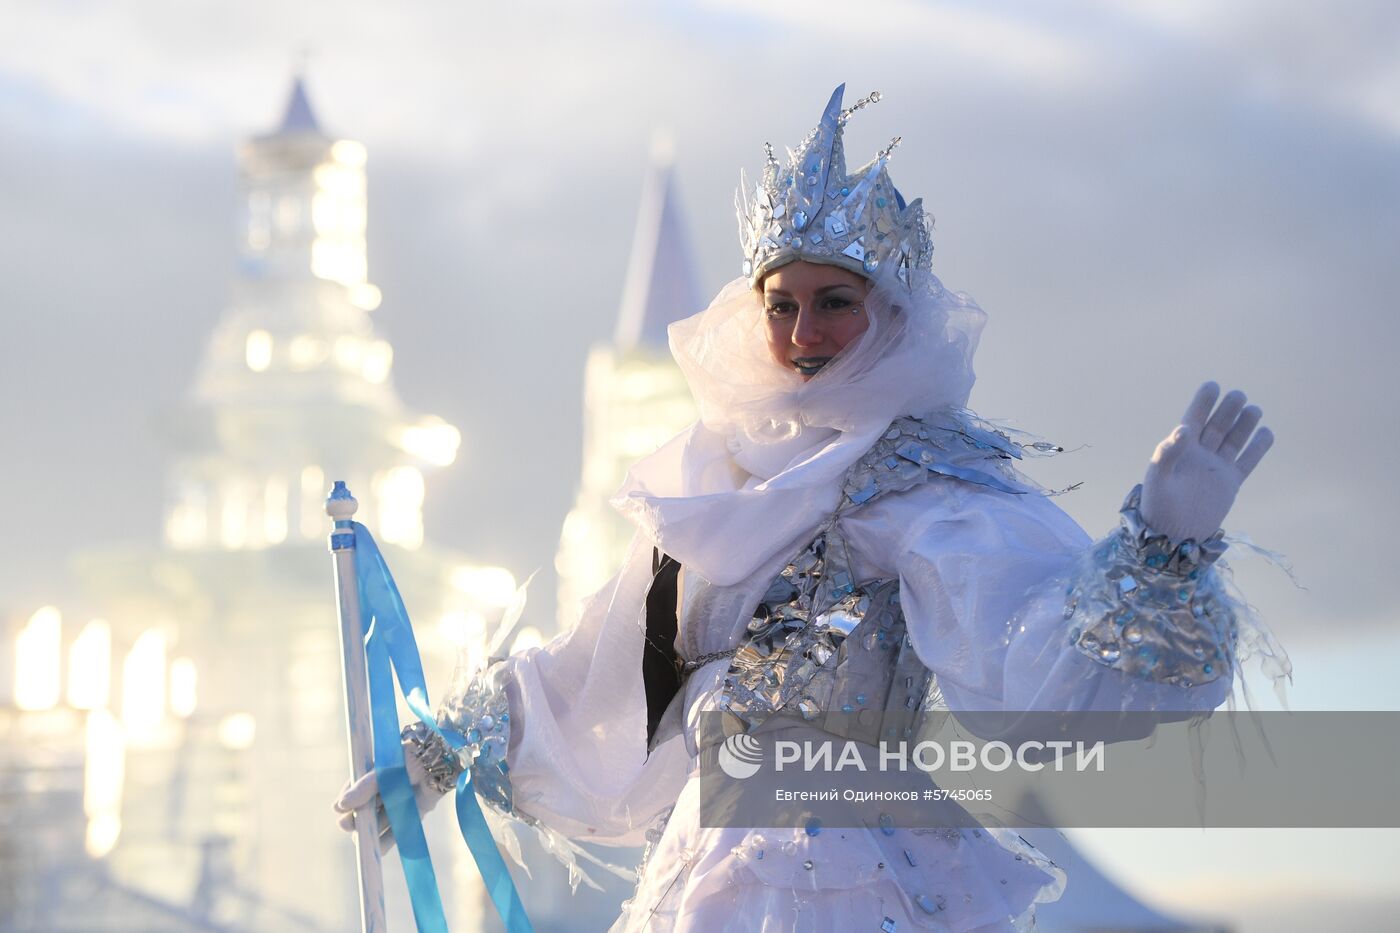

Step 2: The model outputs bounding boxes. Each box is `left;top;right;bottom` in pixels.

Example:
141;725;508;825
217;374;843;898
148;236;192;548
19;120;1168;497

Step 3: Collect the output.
791;356;833;376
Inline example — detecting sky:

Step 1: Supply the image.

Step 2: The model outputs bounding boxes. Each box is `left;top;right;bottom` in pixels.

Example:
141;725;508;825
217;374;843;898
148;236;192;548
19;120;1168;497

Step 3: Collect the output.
2;1;1398;929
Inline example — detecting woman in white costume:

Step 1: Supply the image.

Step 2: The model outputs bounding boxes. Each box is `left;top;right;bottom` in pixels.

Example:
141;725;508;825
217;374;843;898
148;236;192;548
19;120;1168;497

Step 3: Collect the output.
338;85;1286;932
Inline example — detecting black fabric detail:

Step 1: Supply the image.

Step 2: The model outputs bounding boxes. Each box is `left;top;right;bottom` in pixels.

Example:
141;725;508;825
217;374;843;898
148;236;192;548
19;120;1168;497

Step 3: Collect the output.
643;549;683;746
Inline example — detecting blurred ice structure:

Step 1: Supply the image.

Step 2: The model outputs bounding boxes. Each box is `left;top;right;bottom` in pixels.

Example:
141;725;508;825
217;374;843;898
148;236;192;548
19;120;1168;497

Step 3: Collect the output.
555;135;702;632
0;76;516;931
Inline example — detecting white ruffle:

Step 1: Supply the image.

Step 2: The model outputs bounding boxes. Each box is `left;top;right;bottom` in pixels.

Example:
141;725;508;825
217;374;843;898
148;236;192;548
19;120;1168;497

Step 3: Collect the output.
612;779;1064;933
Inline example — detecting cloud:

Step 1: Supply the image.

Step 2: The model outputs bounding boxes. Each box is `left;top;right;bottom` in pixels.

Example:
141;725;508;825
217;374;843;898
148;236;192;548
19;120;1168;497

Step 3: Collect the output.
1089;0;1400;139
694;0;1100;87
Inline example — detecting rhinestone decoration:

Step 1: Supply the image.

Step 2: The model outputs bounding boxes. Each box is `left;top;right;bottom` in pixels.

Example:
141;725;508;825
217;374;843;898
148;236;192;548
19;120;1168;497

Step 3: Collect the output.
736;84;933;288
401;721;463;796
839;410;1050;508
437;662;515;813
716;519;935;746
716;408;1053;745
1067;484;1236;686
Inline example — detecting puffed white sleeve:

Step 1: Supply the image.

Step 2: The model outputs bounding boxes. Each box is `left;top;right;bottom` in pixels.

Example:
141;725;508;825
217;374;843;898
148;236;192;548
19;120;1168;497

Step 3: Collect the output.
893;479;1261;730
434;535;691;871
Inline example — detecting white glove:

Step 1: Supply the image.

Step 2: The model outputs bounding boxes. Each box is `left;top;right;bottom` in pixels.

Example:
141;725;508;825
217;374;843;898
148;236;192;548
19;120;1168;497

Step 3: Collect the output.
331;738;451;855
1139;381;1274;543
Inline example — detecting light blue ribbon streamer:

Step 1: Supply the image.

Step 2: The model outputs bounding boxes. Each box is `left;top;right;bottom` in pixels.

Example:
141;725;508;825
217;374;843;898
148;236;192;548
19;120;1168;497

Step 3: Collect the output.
350;522;533;933
454;769;532;932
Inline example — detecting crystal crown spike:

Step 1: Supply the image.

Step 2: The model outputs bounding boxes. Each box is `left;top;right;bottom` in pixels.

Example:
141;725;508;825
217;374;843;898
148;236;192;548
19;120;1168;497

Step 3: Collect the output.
736;84;933;289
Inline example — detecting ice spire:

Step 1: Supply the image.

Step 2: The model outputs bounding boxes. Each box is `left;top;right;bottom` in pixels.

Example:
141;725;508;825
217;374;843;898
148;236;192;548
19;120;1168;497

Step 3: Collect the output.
614;134;702;350
277;75;323;135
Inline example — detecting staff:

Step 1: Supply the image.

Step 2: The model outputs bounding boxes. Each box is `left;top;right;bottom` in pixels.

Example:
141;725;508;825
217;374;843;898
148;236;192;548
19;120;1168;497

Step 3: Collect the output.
327;482;387;933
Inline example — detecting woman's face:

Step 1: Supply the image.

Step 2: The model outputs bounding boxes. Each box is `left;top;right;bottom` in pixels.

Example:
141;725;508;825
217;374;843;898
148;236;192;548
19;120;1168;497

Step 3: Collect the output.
761;261;872;380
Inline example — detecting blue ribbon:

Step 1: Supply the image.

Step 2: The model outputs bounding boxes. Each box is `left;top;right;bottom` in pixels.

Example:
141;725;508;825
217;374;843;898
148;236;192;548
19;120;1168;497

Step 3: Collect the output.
350;521;533;933
454;769;532;931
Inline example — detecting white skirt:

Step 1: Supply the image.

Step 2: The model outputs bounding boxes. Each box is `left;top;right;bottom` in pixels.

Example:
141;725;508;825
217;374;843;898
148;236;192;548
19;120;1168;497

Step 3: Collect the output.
611;777;1065;933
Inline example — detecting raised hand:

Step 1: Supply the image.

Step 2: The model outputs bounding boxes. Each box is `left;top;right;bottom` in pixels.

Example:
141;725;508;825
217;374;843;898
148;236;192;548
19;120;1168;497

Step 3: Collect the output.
1139;381;1274;543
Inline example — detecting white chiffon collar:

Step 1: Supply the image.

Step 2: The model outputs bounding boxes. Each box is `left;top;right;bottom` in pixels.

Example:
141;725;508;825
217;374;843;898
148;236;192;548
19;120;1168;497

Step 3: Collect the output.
612;418;885;586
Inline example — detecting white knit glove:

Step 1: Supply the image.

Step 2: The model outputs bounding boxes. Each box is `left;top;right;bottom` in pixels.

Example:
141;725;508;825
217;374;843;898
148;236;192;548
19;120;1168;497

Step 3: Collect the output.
331;737;452;855
1139;381;1274;543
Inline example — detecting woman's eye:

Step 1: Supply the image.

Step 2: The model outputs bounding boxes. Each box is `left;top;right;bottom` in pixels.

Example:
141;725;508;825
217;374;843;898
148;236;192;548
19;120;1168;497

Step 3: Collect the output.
822;297;851;311
765;304;796;317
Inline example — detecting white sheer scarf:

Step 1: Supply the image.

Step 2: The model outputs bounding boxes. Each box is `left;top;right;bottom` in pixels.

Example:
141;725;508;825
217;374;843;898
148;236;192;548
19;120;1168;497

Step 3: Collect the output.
613;261;988;586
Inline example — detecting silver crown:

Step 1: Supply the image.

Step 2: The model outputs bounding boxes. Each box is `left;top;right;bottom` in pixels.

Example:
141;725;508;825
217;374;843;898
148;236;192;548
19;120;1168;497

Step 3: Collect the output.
737;84;933;289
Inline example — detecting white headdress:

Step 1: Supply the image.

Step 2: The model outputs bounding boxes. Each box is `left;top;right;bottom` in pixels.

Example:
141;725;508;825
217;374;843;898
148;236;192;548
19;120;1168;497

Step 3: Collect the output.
614;85;994;584
737;84;931;289
664;85;984;454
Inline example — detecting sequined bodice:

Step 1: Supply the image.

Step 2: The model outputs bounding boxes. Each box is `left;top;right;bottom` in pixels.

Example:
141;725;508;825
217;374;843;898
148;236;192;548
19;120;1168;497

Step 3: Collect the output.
716;412;1036;744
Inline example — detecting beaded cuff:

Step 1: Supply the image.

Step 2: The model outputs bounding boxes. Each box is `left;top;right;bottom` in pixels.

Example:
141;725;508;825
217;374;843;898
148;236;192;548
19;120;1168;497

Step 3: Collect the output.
401;721;464;796
437;662;514;813
1066;484;1236;687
